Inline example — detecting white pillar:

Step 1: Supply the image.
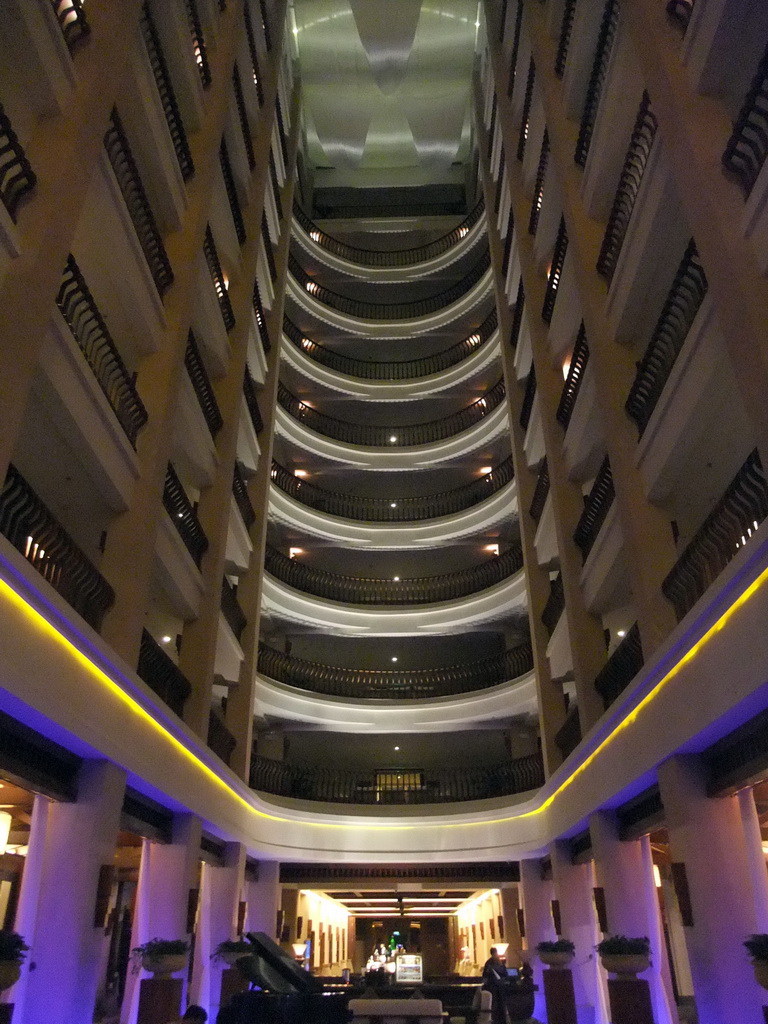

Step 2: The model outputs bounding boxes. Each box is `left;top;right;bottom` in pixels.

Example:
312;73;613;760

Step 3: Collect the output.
737;787;768;933
658;755;768;1024
519;858;556;1021
9;795;52;1017
245;859;280;937
22;759;126;1024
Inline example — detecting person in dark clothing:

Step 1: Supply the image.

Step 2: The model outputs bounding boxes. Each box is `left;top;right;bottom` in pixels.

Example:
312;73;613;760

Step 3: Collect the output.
482;947;508;1024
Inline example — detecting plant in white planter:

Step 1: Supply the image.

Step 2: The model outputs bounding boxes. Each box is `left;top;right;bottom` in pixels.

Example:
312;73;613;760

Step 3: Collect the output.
0;931;28;992
744;934;768;990
596;936;651;977
131;937;190;977
536;939;575;969
212;939;253;966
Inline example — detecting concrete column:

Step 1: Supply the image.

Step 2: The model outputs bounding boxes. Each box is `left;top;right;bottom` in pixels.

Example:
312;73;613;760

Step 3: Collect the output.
21;760;126;1024
281;887;299;947
590;811;676;1024
738;787;768;933
500;884;522;958
551;841;609;1024
658;755;768;1024
519;858;556;1020
9;795;52;1016
244;859;281;937
189;843;246;1021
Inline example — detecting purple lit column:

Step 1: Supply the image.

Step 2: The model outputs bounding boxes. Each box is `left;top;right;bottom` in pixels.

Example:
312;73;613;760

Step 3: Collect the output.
519;857;556;1020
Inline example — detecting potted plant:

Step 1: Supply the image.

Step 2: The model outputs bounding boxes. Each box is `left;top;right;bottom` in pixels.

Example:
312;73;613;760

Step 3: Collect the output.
744;934;768;989
536;938;575;969
131;938;190;978
213;939;253;966
0;931;28;991
596;936;651;976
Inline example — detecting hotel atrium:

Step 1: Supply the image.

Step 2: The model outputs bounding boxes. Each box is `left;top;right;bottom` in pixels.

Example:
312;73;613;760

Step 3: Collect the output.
0;0;767;1022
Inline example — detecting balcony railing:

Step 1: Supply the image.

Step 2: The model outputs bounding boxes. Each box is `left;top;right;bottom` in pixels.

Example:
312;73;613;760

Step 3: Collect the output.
258;0;272;51
137;630;191;717
517;59;536;162
555;706;581;760
520;366;537;431
250;751;545;804
232;66;256;170
140;2;195;182
501;208;515;277
529;130;549;235
275;95;289;167
50;0;90;53
270;455;515;523
529;458;550;521
722;40;768;199
625;240;707;436
257;641;534;700
185;331;222;437
662;450;768;621
221;577;246;640
0;465;114;632
293;198;485;268
0;104;36;223
244;2;265;105
208;707;236;765
184;0;211;88
542;216;568;323
510;279;525;350
163;464;208;568
556;324;590;429
56;255;148;448
277;379;506;447
220;140;246;245
666;0;695;32
203;226;235;331
594;623;643;709
252;280;271;354
597;91;658;282
282;310;497;381
264;543;524;605
494;149;506;218
487;95;498;164
232;464;255;529
575;0;618;167
243;368;264;434
574;456;615;562
104;108;174;297
269;151;283;220
555;0;578;78
541;572;565;636
262;213;277;281
507;1;524;98
288;250;491;320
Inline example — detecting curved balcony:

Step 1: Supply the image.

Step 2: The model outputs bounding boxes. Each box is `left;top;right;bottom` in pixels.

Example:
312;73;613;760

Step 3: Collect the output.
257;641;533;700
250;751;545;805
277;379;506;448
292;199;487;280
264;544;523;606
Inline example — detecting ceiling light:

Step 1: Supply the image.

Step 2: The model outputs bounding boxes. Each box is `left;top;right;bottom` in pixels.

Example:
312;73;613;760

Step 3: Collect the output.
485;544;500;556
617;629;626;638
393;576;400;581
289;547;303;559
394;746;400;751
562;358;571;380
480;466;492;474
294;469;308;478
390;502;397;508
161;635;172;644
389;436;397;443
391;657;398;662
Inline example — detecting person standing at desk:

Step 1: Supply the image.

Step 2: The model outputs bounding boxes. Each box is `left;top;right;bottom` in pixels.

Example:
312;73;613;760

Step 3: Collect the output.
481;947;508;1024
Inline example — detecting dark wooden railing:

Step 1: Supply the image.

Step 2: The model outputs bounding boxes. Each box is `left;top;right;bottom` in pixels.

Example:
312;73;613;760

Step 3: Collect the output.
56;255;148;448
208;707;236;765
529;458;550;521
594;623;643;709
529;130;550;234
0;104;36;223
258;0;272;50
597;91;658;282
625;240;707;435
288;251;491;321
269;151;283;220
510;279;525;350
520;366;537;430
264;543;524;605
243;1;265;105
542;216;568;323
282;311;497;381
575;0;618;167
555;0;578;78
555;706;582;760
278;378;505;447
501;208;515;276
140;2;195;182
243;368;264;434
293;198;485;268
517;59;536;162
494;149;506;217
275;95;289;168
220;139;246;245
250;751;545;804
50;0;90;52
184;0;211;88
232;464;255;528
722;40;768;199
163;464;208;568
487;94;498;162
270;455;515;523
663;450;768;621
232;66;256;170
507;0;524;99
258;642;533;700
261;213;277;281
185;331;222;437
541;572;565;635
666;0;695;32
137;630;191;717
221;577;247;640
204;226;235;331
0;465;114;631
104;108;174;297
556;323;590;429
574;456;615;562
252;280;271;354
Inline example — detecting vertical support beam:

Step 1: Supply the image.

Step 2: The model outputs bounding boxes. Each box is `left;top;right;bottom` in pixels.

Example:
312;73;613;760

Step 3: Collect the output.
244;860;281;936
519;858;556;1020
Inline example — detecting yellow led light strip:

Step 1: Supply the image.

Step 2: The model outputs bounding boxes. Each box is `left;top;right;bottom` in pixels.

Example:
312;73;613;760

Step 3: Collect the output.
2;560;767;832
